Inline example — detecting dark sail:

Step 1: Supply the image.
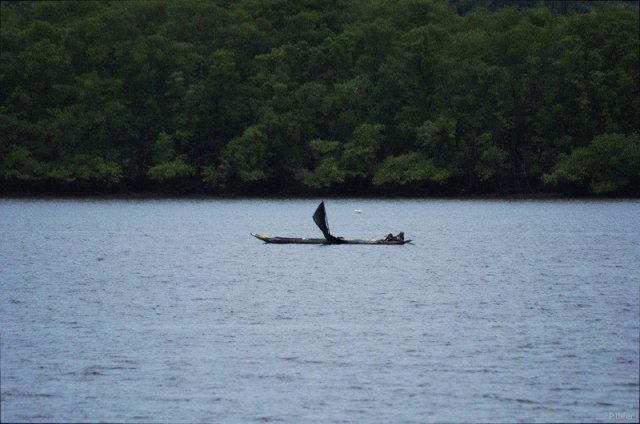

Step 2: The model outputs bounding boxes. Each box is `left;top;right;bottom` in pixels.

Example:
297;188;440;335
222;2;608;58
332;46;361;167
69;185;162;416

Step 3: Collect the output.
312;201;344;243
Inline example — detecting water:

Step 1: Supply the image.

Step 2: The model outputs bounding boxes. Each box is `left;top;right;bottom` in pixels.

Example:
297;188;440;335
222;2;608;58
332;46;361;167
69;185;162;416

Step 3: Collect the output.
1;198;638;423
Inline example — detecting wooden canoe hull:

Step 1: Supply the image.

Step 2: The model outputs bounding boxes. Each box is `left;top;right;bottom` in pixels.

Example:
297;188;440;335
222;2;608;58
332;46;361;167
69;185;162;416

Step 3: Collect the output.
251;233;411;245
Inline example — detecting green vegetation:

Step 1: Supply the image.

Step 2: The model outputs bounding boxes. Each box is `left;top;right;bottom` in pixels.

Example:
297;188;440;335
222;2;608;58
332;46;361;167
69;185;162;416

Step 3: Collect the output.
543;133;640;194
1;0;638;195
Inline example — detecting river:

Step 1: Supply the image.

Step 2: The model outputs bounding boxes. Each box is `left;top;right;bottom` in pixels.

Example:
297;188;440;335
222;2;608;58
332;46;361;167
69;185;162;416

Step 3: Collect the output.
1;198;638;423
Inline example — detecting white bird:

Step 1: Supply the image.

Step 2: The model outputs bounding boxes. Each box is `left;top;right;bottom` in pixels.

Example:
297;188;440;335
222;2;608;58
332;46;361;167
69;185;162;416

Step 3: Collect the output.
354;209;362;213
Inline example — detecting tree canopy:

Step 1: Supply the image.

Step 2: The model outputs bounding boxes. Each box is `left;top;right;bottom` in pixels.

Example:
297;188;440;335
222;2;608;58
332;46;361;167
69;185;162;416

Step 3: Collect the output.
1;0;638;195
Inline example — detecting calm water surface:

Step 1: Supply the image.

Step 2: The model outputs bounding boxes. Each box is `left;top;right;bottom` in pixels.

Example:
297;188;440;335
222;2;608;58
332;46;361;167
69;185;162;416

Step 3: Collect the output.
1;199;638;423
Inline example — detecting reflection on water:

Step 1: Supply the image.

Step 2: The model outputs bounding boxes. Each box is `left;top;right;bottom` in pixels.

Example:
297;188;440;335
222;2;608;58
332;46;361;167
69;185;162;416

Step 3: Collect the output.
1;199;639;423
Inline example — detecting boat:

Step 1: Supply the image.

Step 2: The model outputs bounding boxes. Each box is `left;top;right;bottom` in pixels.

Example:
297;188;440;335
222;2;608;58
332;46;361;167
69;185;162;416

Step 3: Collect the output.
252;201;411;245
251;233;410;245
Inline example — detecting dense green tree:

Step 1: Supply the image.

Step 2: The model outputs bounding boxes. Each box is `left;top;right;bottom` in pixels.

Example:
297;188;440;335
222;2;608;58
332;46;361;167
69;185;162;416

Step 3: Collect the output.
543;133;640;194
0;0;638;195
373;152;453;186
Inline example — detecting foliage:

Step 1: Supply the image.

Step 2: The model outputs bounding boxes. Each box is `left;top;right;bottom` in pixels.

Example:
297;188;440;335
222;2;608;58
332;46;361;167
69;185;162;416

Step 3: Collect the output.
373;152;455;186
341;123;385;178
1;0;638;195
0;146;45;180
543;133;640;194
147;157;194;182
48;154;123;184
147;131;194;182
304;157;346;188
476;145;510;182
305;123;384;187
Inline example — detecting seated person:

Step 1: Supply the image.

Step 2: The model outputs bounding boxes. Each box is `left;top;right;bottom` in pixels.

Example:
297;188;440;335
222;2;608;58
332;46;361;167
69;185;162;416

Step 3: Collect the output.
385;232;405;242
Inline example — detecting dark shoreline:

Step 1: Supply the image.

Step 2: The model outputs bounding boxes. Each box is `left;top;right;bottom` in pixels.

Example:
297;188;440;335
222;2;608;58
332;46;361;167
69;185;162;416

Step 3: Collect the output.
2;191;638;200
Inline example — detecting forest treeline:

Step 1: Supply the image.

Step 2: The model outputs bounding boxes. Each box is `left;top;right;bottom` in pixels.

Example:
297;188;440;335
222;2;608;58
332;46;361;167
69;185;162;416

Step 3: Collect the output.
1;0;638;195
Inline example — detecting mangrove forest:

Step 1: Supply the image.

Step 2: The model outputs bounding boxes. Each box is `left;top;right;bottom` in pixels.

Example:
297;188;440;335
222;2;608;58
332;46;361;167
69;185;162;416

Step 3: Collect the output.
1;0;638;195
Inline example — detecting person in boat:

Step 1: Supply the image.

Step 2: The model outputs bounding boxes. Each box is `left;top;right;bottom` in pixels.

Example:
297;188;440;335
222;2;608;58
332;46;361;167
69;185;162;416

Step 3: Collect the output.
385;232;405;242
